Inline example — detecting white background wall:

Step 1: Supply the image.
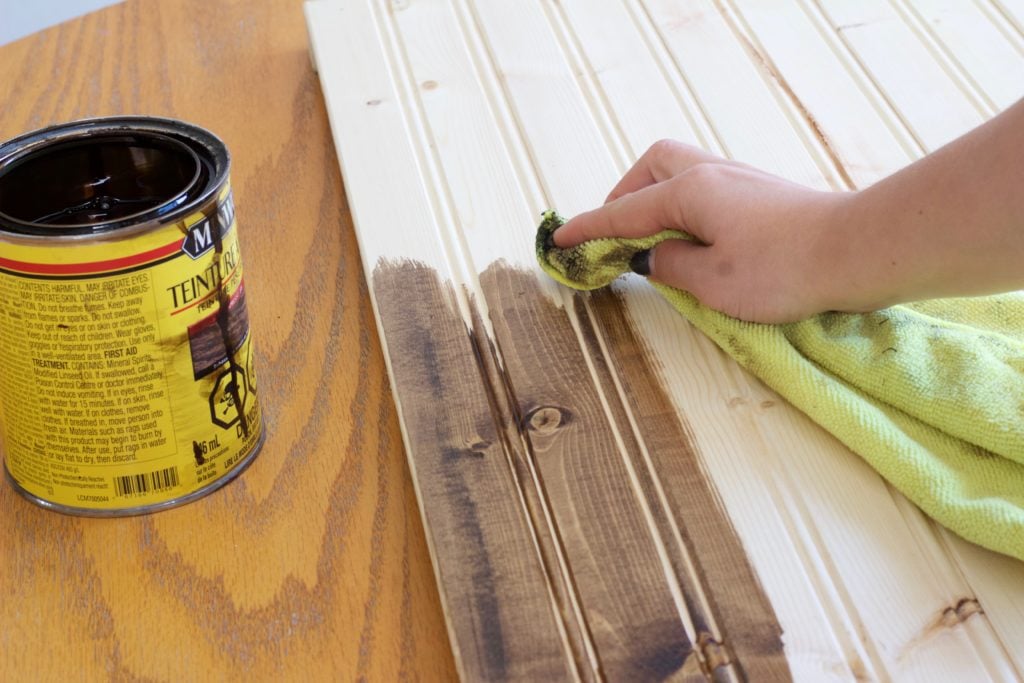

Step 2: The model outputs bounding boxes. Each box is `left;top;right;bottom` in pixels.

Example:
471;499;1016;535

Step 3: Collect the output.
0;0;122;46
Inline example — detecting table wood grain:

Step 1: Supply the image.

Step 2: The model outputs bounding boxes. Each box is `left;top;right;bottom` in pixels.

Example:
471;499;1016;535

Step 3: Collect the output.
0;1;457;679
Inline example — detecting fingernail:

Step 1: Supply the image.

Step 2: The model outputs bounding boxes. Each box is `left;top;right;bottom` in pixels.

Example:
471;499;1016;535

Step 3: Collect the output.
629;249;651;276
544;229;557;251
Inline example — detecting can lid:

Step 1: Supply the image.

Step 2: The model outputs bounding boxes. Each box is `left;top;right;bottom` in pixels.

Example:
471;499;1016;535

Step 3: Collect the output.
0;117;229;237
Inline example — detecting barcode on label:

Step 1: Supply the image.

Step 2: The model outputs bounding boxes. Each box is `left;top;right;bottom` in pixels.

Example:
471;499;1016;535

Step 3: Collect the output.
113;467;180;497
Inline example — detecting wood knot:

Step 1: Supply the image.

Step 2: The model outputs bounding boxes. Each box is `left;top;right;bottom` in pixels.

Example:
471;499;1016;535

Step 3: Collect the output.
939;598;982;628
523;406;571;435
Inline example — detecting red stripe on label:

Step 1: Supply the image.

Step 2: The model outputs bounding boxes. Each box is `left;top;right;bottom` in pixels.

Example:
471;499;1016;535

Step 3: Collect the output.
0;238;184;276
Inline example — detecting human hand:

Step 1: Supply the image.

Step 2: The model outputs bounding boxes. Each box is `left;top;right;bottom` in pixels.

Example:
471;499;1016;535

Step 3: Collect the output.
552;140;857;323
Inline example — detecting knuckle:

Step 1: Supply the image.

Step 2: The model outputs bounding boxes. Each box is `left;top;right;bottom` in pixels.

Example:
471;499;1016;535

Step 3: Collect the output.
648;138;685;168
648;138;679;157
679;161;728;186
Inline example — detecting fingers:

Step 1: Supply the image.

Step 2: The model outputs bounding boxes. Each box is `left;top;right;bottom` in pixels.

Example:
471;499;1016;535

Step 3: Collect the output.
553;176;692;247
552;141;739;248
604;140;722;203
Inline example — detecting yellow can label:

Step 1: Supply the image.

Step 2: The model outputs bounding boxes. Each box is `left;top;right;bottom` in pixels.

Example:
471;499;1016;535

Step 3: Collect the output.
0;184;263;511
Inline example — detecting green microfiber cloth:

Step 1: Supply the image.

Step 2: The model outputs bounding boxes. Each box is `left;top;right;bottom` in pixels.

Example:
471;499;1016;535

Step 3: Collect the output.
536;210;1024;561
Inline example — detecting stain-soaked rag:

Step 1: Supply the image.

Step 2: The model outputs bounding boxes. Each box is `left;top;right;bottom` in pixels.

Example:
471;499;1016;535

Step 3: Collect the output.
535;210;1024;562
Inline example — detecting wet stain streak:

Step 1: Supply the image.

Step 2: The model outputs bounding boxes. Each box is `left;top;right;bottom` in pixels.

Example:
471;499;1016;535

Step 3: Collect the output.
589;287;791;681
373;260;574;682
374;260;793;681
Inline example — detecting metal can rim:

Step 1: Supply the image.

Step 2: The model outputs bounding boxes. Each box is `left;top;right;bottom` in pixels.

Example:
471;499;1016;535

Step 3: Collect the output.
0;116;230;242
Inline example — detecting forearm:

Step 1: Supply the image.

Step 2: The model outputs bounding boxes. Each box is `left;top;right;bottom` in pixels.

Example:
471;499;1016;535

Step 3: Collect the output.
824;98;1024;311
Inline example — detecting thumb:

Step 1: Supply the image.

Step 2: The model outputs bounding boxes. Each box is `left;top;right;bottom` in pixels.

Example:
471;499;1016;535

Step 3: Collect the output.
634;239;715;301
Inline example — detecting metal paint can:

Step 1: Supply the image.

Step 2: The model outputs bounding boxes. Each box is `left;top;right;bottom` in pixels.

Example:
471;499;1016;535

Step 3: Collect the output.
0;116;264;515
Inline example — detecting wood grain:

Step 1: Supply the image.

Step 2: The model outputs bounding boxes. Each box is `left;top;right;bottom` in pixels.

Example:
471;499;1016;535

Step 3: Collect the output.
585;289;788;682
308;0;1024;680
373;259;790;681
373;261;575;682
481;266;702;682
0;1;456;680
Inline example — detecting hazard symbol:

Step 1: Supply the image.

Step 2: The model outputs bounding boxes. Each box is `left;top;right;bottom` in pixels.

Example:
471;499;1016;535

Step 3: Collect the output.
209;366;248;429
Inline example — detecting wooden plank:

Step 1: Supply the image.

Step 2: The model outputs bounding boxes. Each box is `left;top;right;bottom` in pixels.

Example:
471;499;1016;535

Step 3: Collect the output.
542;5;869;677
991;0;1024;35
307;0;1024;680
900;0;1024;111
466;0;849;675
312;0;791;677
305;3;580;679
615;0;843;190
585;289;790;679
812;0;988;149
721;2;1024;676
481;266;723;680
946;535;1024;673
712;0;919;184
371;0;792;676
374;264;576;681
552;1;1017;679
370;0;697;675
677;0;1023;677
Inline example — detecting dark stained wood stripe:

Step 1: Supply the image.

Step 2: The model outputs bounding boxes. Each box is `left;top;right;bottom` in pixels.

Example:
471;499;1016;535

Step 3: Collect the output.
374;261;791;682
465;291;602;682
570;294;740;682
588;289;790;682
373;261;574;682
480;265;696;682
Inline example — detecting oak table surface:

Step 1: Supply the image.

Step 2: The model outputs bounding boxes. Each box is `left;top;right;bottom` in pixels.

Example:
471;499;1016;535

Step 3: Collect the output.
0;1;457;680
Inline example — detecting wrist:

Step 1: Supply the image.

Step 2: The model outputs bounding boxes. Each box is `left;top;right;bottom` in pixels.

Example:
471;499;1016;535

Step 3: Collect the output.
810;189;909;314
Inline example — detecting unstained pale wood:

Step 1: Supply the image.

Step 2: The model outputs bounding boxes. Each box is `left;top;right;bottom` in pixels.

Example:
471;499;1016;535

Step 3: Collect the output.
0;2;456;680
